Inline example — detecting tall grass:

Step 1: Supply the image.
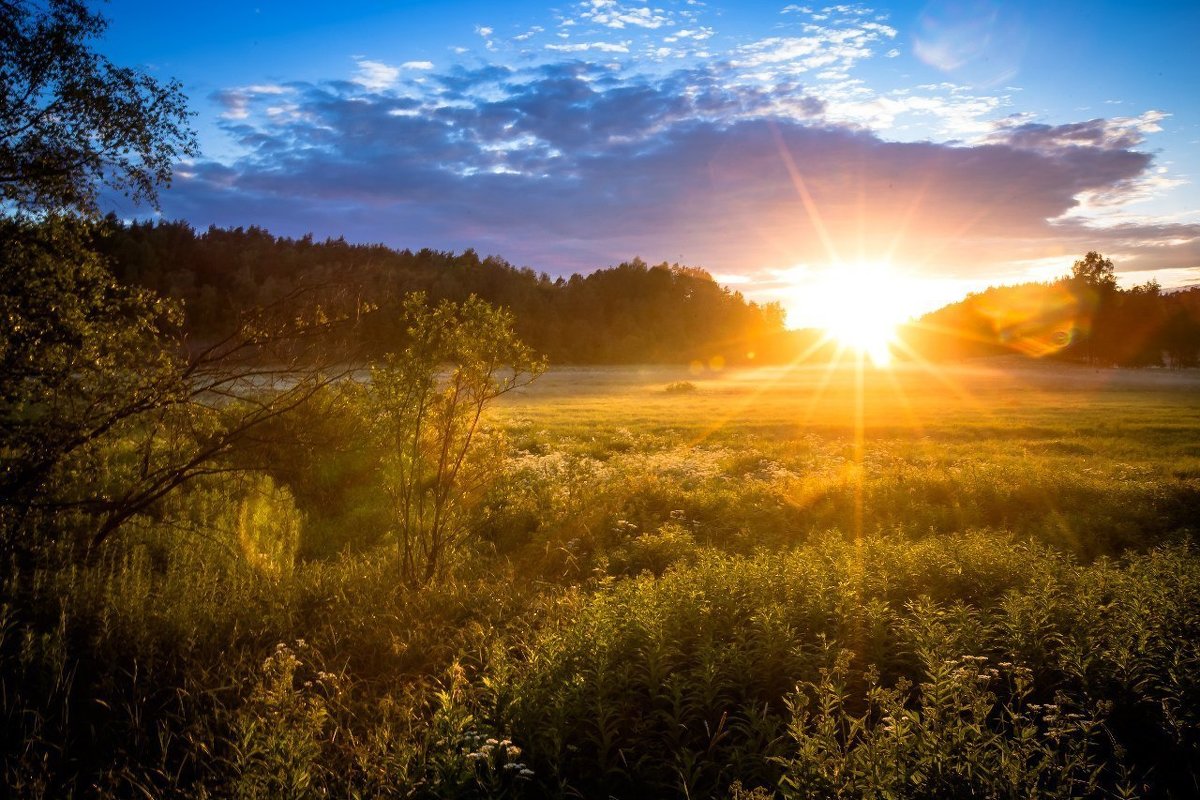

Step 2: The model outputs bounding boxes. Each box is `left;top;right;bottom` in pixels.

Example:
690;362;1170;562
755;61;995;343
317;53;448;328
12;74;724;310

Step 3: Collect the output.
3;364;1199;796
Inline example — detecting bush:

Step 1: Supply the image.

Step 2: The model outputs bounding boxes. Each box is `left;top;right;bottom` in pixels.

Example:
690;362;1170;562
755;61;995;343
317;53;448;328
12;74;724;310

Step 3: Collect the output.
487;535;1200;798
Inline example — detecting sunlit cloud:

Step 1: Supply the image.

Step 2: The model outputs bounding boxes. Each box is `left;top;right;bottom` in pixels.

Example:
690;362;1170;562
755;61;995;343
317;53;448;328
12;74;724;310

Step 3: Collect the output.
154;0;1196;322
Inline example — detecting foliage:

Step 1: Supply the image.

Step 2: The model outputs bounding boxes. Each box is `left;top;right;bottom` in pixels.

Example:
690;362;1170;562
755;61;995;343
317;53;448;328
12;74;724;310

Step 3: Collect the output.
0;215;182;557
1071;251;1118;293
775;650;1119;799
0;215;353;561
3;287;1200;797
0;0;197;213
493;539;1199;798
91;218;793;364
365;293;545;586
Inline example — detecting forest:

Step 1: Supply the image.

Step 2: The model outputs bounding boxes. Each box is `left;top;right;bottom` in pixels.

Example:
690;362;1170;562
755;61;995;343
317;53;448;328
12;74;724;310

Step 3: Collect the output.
89;218;1200;369
93;218;792;366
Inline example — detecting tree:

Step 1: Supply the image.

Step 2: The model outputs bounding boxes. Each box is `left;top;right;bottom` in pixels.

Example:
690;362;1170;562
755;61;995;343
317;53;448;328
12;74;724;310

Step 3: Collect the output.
0;215;356;562
366;293;545;586
1;0;197;213
1070;251;1118;292
1067;251;1119;364
0;6;364;562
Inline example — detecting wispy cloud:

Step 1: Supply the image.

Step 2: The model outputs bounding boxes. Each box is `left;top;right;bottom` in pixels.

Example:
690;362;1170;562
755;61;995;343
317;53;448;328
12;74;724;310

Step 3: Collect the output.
546;40;632;53
211;84;292;120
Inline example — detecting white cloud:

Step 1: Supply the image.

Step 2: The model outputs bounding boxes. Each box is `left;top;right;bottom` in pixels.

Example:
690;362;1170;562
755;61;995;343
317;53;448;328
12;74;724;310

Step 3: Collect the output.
214;84;293;120
514;26;545;41
401;60;435;70
353;59;401;91
546;40;632;53
578;0;671;30
243;84;290;95
664;26;713;43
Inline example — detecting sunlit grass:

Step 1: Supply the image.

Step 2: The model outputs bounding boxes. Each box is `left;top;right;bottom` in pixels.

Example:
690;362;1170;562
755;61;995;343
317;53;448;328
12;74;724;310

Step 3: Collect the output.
6;359;1200;796
496;359;1200;438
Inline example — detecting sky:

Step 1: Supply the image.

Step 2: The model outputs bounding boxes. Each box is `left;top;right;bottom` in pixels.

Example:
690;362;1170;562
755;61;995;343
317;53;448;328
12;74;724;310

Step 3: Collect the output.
97;0;1200;325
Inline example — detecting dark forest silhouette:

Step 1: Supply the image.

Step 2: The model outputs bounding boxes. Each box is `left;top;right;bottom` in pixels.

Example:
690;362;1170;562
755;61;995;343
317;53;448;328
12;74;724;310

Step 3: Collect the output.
96;219;1200;368
93;217;791;366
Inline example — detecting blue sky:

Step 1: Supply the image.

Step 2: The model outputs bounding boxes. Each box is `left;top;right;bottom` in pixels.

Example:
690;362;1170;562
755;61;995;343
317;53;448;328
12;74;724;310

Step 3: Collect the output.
98;0;1200;322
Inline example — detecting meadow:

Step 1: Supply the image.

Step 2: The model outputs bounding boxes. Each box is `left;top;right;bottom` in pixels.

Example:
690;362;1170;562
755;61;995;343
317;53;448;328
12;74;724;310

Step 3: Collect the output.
4;360;1200;798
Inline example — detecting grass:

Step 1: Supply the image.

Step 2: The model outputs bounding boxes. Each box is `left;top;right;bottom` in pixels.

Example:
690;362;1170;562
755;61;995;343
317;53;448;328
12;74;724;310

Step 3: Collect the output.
492;360;1200;558
4;358;1200;797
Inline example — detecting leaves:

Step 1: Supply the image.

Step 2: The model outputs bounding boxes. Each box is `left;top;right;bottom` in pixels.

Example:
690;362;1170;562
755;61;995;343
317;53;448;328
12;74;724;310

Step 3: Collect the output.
0;0;197;213
365;293;545;586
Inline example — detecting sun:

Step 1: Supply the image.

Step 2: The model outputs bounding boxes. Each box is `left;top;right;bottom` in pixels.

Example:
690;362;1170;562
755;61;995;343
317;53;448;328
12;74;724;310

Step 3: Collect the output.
789;261;918;366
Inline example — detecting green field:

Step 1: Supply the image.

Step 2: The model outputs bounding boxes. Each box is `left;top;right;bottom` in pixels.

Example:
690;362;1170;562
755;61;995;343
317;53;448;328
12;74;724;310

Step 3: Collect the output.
492;361;1200;556
503;360;1200;437
5;361;1200;798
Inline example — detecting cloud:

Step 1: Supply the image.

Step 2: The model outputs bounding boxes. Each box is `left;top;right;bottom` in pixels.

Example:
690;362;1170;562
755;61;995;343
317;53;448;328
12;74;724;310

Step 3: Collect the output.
546;41;631;53
211;84;292;120
514;26;545;41
578;0;672;30
167;56;1191;288
731;21;896;75
475;24;496;51
986;111;1168;153
353;59;401;91
158;2;1192;300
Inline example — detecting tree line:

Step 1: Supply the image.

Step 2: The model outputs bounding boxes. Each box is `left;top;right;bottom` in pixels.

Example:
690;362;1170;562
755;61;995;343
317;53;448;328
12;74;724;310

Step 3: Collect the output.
93;217;792;366
900;252;1200;367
